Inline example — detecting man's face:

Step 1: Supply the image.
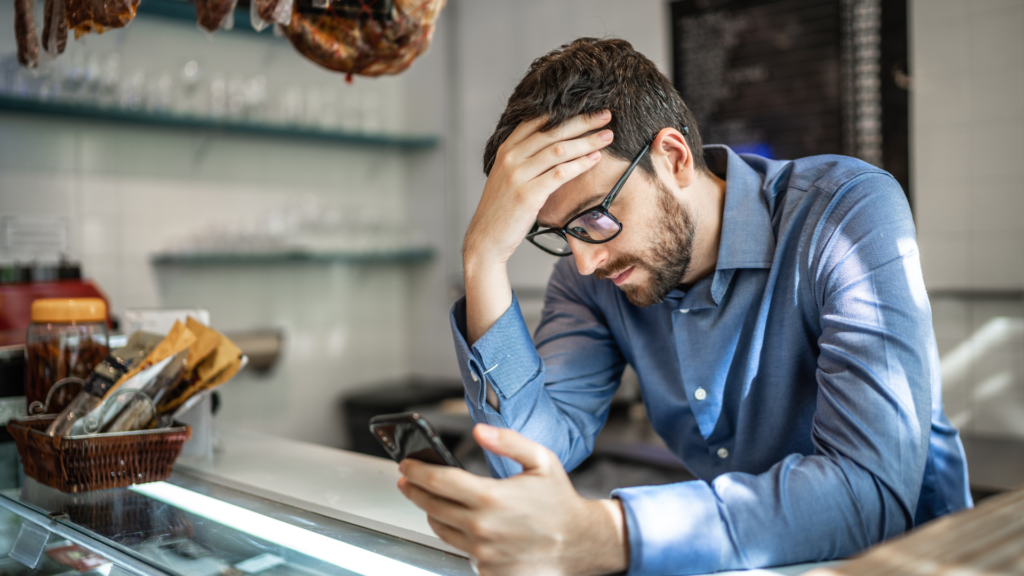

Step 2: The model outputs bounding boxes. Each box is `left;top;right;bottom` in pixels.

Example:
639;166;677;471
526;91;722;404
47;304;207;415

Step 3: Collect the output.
536;154;697;307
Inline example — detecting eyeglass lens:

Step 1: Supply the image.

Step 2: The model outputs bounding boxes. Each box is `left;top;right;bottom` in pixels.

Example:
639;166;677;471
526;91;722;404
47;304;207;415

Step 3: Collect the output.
531;232;571;255
567;210;620;241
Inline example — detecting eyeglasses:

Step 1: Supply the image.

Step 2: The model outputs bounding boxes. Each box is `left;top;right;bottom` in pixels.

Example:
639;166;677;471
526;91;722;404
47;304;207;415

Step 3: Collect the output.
526;140;652;257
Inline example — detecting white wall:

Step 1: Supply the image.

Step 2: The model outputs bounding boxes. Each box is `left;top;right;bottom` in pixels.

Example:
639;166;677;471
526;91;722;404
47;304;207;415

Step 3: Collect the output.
913;0;1024;289
911;0;1024;439
0;8;448;446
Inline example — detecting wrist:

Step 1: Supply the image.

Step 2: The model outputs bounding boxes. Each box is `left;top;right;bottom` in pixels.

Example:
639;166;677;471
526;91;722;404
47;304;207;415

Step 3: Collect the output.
577;499;629;575
463;248;508;279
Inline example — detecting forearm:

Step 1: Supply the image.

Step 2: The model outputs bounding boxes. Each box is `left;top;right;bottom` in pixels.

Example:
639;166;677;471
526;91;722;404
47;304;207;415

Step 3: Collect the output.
463;253;513;346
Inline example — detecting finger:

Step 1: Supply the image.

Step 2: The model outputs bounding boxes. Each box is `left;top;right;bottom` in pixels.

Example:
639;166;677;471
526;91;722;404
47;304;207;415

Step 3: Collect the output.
400;459;490;508
399;477;477;530
473;424;558;474
527;150;603;196
517;110;611;159
518;129;613;182
427;515;475;552
500;115;549;150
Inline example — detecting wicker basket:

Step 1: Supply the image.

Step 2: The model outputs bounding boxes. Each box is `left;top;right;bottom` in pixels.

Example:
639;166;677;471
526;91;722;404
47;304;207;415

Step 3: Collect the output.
8;415;192;493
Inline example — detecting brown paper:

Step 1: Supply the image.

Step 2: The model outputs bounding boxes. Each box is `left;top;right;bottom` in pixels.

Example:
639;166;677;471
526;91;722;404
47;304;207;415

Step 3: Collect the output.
159;327;242;413
185;317;220;372
107;321;195;399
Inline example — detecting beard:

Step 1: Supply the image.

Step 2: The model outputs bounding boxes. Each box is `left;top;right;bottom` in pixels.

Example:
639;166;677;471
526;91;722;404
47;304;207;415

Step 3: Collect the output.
596;182;697;307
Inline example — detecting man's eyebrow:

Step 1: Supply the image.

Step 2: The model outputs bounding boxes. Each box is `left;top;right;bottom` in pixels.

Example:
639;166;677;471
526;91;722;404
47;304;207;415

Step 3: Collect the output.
537;193;605;229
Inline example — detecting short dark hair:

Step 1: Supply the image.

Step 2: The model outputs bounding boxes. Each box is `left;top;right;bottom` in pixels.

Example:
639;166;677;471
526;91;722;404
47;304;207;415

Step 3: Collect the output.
483;38;706;178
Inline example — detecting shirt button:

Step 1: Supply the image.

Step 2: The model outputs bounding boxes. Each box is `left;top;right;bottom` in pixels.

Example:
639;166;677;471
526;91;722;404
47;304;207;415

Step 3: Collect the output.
717;447;729;459
694;387;707;401
471;372;479;382
678;309;690;314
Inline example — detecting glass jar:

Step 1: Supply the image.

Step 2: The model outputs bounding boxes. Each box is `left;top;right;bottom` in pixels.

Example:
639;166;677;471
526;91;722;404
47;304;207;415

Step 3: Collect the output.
25;298;110;413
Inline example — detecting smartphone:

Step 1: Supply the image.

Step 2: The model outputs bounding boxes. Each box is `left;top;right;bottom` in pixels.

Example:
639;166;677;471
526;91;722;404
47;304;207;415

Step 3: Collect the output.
369;412;464;468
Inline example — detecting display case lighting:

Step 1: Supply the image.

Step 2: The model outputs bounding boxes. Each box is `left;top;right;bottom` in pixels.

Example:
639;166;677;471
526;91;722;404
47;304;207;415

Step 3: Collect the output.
130;482;441;576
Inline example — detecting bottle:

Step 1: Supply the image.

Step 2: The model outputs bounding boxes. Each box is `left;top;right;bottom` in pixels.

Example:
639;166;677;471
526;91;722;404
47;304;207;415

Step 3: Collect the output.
26;298;109;413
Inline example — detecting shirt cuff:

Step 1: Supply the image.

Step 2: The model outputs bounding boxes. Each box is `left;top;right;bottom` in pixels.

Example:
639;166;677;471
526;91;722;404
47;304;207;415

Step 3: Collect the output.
612;481;731;575
449;291;543;410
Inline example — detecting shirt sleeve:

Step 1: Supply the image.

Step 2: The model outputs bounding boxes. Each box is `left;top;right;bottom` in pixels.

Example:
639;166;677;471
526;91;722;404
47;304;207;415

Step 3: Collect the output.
612;172;936;575
450;264;625;477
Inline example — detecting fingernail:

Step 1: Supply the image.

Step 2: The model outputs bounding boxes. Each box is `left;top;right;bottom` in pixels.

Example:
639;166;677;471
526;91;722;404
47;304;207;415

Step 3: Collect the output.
598;109;611;119
588;151;602;161
599;130;613;141
476;424;498;441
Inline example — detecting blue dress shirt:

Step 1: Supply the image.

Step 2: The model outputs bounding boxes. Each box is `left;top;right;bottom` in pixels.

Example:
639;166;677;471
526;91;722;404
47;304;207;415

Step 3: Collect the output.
449;146;972;575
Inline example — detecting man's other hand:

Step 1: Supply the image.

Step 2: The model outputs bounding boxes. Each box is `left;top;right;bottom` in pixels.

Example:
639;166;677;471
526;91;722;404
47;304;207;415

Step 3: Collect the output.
397;424;629;576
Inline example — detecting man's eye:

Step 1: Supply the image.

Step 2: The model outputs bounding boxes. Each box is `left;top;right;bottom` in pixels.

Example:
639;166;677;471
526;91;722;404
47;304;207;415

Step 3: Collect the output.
570;226;591;238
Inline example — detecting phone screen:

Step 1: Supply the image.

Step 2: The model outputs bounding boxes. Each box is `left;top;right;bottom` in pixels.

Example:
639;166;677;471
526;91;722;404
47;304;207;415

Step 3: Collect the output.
370;413;462;468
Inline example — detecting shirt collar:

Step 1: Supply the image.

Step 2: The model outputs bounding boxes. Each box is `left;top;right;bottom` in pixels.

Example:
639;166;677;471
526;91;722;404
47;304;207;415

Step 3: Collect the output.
705;145;777;271
663;145;776;307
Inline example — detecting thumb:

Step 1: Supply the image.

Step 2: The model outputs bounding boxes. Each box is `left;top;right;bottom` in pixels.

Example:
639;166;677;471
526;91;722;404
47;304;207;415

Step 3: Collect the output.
474;424;555;474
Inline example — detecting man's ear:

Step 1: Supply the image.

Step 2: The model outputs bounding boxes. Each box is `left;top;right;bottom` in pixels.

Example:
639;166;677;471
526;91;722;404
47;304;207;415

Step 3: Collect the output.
650;128;696;191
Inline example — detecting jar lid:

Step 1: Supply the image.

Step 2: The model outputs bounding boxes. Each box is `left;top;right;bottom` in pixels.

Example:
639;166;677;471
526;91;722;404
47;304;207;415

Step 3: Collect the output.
31;298;107;323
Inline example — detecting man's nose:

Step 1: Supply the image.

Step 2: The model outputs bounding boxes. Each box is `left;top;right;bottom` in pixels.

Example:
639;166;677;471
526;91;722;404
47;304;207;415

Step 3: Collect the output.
570;239;609;276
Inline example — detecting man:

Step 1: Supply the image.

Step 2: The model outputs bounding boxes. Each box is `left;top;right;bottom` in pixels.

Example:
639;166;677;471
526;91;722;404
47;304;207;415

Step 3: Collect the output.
397;38;972;576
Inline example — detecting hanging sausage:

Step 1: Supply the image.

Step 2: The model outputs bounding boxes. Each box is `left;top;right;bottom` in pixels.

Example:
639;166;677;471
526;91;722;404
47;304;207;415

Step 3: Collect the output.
42;0;68;56
14;0;40;68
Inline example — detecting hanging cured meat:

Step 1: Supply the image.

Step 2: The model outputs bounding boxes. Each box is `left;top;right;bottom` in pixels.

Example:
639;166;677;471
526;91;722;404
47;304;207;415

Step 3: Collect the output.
42;0;68;55
284;0;446;78
251;0;292;31
66;0;141;38
196;0;238;32
14;0;40;68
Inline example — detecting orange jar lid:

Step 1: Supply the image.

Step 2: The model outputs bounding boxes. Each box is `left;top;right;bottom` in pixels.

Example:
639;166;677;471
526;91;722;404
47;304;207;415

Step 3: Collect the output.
31;298;107;323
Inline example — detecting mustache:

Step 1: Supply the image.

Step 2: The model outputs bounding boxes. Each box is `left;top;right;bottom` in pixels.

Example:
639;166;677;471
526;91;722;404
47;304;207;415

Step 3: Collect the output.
595;254;644;281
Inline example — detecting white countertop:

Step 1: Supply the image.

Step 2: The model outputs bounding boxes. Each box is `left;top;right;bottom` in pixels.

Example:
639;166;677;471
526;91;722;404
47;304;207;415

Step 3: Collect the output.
175;426;838;575
175;426;464;556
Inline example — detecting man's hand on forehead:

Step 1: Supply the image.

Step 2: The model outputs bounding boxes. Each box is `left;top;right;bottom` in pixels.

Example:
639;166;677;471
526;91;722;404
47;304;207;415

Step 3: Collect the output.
462;110;614;346
464;110;613;266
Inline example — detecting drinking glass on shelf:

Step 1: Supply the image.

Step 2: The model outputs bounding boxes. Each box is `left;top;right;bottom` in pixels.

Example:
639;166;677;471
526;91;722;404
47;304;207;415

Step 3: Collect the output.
279;85;303;125
341;91;360;132
146;72;173;112
209;73;227;118
320;87;338;129
243;75;267;120
228;75;245;117
361;92;380;133
98;53;120;107
119;70;146;111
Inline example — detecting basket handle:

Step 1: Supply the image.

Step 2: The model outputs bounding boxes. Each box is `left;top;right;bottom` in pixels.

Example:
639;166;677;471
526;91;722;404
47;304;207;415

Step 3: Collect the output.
82;389;164;434
28;377;86;415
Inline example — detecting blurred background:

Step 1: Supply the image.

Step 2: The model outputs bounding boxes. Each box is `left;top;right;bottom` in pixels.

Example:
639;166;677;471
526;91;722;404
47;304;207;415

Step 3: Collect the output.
0;0;1021;501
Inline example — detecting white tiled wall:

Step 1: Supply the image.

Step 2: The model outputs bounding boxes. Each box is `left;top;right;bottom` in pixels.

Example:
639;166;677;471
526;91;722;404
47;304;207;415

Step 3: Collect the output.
912;0;1024;440
912;0;1024;290
0;7;452;446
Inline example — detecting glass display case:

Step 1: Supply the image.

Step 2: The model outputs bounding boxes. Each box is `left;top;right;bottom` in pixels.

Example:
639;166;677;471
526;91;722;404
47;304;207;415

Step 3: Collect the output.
0;471;474;576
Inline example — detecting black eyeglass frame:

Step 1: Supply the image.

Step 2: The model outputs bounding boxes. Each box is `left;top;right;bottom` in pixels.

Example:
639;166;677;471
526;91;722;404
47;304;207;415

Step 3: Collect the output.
526;140;652;257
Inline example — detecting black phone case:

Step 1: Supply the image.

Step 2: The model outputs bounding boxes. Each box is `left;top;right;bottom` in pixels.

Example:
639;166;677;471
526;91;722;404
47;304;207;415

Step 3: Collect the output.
368;412;464;468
